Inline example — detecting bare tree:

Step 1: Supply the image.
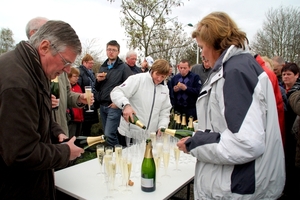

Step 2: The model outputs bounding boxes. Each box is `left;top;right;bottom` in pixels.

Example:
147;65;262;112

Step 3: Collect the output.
251;6;300;65
74;38;104;73
0;28;15;55
120;0;192;63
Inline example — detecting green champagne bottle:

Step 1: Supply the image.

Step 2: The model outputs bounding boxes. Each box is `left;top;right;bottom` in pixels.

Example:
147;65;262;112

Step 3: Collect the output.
168;108;175;129
63;135;106;150
50;77;60;110
181;113;188;130
187;116;194;131
141;139;156;192
175;113;182;129
129;113;146;129
173;112;178;129
160;128;193;139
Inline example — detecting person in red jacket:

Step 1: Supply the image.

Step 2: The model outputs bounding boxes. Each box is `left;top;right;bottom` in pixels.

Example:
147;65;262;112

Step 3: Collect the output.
68;67;84;137
255;54;285;147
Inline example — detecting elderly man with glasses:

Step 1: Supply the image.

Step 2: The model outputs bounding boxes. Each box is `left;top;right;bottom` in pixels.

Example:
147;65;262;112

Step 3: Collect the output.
25;17;91;139
0;20;85;199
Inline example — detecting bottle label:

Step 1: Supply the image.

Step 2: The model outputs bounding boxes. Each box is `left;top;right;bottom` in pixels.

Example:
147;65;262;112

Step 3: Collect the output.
141;177;154;188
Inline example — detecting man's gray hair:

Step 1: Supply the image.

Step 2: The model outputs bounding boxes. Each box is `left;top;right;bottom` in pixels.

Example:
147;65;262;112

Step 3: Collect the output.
126;50;137;58
272;56;285;65
25;17;49;39
29;20;82;56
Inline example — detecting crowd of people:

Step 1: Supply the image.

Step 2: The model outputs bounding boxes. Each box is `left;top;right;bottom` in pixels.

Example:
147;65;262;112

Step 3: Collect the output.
0;11;300;199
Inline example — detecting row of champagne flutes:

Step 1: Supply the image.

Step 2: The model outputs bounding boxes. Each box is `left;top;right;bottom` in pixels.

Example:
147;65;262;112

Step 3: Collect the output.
96;131;190;199
96;144;133;199
150;132;182;186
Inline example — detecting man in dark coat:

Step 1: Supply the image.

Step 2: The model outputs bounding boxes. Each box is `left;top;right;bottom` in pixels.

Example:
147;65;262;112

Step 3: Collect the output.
95;40;133;146
0;20;84;199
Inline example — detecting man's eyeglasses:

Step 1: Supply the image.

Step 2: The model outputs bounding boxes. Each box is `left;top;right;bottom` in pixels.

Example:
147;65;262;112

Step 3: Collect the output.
51;44;72;67
106;48;118;53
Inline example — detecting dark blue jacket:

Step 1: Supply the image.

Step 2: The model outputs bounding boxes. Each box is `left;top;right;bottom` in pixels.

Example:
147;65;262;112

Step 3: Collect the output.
169;71;201;108
95;57;133;106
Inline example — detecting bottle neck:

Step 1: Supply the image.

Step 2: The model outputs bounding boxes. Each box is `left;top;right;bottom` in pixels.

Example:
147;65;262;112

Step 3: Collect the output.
144;141;153;158
182;116;187;126
86;135;105;146
164;128;176;137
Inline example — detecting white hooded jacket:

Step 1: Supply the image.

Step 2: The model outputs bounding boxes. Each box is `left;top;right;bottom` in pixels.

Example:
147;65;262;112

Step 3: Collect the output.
110;72;172;138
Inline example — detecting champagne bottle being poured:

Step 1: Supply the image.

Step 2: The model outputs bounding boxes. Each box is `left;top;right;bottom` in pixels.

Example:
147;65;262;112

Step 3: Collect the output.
63;135;106;150
129;113;146;129
160;128;193;139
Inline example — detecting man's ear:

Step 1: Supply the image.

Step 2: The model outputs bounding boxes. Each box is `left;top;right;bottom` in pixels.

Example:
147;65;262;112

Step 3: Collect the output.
29;29;37;38
38;40;51;56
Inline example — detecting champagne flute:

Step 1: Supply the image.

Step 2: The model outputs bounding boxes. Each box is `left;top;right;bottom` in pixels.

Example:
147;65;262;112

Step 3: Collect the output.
152;148;161;186
173;146;181;171
96;144;105;175
122;156;132;194
114;144;122;177
105;146;113;156
150;131;156;146
109;159;118;193
162;145;171;178
85;86;93;112
103;154;113;199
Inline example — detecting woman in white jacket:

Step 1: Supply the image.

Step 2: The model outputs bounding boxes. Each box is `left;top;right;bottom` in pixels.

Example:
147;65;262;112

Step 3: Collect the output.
177;12;285;199
110;59;172;141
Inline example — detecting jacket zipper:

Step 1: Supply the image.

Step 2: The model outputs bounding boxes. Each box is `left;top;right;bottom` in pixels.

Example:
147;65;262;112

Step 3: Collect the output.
146;85;156;129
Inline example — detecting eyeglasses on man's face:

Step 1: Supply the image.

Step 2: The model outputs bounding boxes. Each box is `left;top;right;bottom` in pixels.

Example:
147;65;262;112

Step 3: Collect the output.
51;44;72;68
106;48;118;53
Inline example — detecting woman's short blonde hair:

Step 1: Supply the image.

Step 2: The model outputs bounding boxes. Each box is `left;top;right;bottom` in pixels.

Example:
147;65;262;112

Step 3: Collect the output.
192;12;248;55
150;59;170;76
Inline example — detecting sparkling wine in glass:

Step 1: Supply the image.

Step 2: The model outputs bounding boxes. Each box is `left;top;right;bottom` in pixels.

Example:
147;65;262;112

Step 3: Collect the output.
103;154;113;199
152;148;161;186
96;144;105;175
105;146;113;156
162;145;171;178
85;86;93;112
122;156;132;194
114;144;122;177
173;146;181;171
109;159;118;193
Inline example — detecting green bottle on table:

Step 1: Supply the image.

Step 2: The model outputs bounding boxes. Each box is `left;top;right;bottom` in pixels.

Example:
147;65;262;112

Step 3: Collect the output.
187;116;194;131
141;139;156;192
175;113;182;129
160;128;193;139
181;113;188;130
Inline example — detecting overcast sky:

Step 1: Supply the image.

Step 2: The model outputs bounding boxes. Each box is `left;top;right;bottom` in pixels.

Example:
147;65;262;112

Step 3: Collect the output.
1;0;299;59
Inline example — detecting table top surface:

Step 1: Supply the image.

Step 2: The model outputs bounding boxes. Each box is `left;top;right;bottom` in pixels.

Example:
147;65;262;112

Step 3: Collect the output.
55;145;196;200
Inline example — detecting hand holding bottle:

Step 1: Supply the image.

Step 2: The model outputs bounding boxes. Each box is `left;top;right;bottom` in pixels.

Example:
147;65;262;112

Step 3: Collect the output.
51;94;59;108
122;104;146;129
177;137;189;153
57;133;68;143
66;136;84;160
122;104;135;123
